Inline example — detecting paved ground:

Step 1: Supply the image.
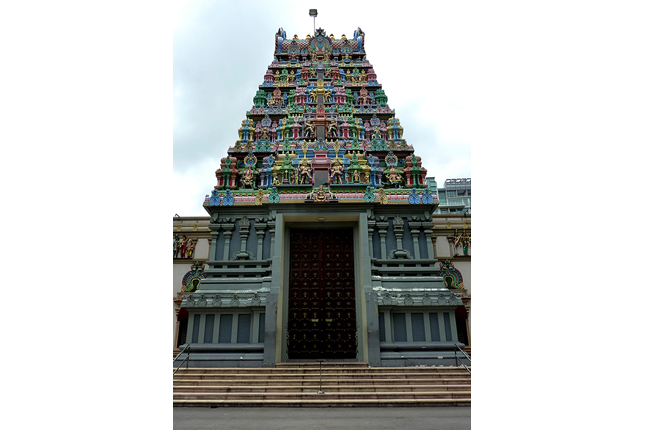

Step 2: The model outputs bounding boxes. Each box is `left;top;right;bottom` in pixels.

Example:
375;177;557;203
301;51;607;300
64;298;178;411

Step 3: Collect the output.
173;406;471;430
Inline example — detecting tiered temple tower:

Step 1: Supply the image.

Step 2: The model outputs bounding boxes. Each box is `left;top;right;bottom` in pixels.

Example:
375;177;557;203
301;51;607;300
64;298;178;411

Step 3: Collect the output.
179;27;465;367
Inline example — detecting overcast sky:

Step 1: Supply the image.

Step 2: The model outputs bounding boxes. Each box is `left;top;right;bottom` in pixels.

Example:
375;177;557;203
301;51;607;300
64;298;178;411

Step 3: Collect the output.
173;1;475;216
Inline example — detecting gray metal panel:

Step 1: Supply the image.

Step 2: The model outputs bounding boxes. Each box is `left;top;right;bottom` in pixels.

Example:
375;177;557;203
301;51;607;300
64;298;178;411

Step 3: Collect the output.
258;312;265;343
204;314;215;343
443;312;453;342
411;313;425;341
378;313;385;342
429;313;440;341
191;314;201;343
219;314;233;343
237;314;251;343
392;313;407;342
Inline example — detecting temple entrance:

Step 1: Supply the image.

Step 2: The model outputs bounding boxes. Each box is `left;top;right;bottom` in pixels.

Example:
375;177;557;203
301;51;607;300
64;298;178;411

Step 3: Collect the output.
287;228;357;359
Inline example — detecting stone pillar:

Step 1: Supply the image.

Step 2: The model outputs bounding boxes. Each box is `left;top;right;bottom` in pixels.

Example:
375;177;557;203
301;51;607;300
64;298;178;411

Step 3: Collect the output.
267;216;276;258
367;218;376;258
408;220;421;259
235;216;251;260
221;221;235;261
422;220;435;259
255;219;267;260
376;220;389;260
208;222;220;261
392;215;404;250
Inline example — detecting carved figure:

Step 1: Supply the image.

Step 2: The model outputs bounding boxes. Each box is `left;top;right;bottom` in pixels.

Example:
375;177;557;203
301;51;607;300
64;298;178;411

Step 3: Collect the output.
327;118;338;137
186;238;196;259
241;166;254;188
173;234;180;258
297;158;313;184
315;186;327;202
387;166;401;186
304;119;315;138
330;158;344;184
179;235;188;258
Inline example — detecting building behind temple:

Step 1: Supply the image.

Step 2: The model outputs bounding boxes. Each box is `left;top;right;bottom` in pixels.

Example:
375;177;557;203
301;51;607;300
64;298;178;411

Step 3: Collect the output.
173;27;471;367
426;177;471;214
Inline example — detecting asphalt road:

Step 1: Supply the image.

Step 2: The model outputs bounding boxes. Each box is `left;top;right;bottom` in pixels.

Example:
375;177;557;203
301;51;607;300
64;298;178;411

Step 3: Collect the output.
174;406;471;430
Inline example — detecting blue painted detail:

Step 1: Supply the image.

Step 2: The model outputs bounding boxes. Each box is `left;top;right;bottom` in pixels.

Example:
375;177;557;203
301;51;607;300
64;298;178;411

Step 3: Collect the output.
268;187;280;203
364;186;375;203
408;188;420;204
421;188;433;204
209;189;220;206
222;189;234;206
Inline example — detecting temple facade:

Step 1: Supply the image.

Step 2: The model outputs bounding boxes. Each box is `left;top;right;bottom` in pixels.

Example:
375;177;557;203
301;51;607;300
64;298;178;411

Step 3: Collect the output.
174;27;470;367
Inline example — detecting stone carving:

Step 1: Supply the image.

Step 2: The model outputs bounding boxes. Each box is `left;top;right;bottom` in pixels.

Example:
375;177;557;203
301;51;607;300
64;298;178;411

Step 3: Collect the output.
251;293;261;306
213;295;222;307
174;234;197;259
181;261;205;292
230;294;240;307
439;260;464;289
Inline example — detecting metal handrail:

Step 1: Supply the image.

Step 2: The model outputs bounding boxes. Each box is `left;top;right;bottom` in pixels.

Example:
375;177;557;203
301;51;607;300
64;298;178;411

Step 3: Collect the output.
173;344;191;375
453;344;471;374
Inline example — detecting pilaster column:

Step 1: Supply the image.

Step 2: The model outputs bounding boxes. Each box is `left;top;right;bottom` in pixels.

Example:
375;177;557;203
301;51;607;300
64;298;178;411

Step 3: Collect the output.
392;215;404;250
208;223;221;261
255;219;267;260
235;216;251;260
221;221;235;261
267;216;276;258
376;221;389;260
408;221;421;259
367;218;376;258
422;220;435;259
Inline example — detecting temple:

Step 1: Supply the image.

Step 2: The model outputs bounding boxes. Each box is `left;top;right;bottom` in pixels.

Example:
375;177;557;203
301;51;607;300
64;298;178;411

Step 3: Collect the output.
174;27;469;367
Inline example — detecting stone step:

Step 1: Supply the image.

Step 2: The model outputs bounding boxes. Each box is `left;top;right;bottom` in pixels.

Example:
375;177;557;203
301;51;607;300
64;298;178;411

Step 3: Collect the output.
173;384;471;393
173;378;472;387
276;362;369;368
173;398;471;407
173;373;470;381
173;364;471;407
173;391;471;401
174;366;468;374
173;368;471;376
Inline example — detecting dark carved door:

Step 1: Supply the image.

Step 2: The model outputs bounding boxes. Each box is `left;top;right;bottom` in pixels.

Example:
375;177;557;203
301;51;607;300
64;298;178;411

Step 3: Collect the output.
287;228;356;359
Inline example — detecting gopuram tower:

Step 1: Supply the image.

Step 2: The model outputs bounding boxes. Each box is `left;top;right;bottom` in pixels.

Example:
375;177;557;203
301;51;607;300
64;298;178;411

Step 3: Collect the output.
179;27;465;367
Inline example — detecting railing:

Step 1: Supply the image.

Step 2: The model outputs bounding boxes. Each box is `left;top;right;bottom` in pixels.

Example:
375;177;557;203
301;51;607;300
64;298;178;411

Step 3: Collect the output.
454;344;471;374
440;198;470;206
173;344;191;375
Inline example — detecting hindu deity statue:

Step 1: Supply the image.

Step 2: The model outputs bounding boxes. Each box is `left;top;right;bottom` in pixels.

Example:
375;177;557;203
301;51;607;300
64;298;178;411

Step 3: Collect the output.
330;158;345;184
387;166;401;187
241;166;255;188
326;118;338;138
304;119;315;138
296;157;313;184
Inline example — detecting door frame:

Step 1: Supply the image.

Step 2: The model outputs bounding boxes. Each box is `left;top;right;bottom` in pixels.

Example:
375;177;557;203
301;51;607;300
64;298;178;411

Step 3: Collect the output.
278;219;364;363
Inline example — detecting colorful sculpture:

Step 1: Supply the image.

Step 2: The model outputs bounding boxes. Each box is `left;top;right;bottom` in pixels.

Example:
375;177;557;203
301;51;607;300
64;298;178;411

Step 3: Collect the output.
210;27;434;206
296;157;313;184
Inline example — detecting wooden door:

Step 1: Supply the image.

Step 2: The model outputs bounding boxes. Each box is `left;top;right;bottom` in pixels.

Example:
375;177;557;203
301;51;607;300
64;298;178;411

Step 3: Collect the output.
287;228;356;359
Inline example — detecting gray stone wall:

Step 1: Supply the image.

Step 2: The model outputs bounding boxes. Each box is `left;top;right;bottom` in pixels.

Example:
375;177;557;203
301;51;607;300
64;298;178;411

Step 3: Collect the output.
177;204;465;368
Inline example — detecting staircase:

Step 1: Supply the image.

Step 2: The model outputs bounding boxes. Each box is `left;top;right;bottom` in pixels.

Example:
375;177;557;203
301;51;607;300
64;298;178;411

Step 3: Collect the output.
173;362;471;407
